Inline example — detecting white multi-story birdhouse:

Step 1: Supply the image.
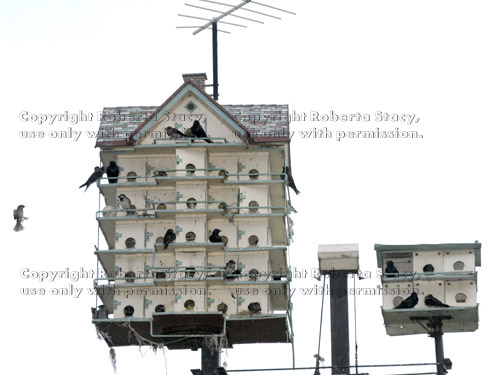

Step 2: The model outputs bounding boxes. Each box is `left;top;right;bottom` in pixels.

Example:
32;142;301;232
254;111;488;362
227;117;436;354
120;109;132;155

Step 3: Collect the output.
375;243;481;336
92;74;294;350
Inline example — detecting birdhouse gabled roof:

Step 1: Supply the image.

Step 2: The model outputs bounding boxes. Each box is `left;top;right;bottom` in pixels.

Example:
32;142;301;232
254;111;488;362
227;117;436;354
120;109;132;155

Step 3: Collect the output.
95;79;290;148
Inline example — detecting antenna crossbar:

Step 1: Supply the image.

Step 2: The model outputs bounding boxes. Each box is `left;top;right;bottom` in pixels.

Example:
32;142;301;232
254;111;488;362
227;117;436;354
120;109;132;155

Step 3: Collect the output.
251;1;296;15
200;0;281;19
179;14;246;28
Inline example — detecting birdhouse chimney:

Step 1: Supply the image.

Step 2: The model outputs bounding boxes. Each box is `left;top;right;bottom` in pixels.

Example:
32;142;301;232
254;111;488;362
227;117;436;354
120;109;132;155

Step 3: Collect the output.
182;73;208;92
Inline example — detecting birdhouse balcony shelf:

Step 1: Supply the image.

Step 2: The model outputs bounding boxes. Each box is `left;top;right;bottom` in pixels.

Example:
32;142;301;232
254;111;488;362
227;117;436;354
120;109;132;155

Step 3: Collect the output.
152;136;229;145
153;241;226;253
94;248;155;275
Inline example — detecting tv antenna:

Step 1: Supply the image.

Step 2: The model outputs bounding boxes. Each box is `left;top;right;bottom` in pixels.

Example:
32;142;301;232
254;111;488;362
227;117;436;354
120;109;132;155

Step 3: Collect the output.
178;0;295;100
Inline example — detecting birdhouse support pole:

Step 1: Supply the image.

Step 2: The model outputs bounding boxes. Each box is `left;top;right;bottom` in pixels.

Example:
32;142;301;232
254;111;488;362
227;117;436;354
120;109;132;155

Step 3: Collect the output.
202;345;220;375
329;270;350;375
212;21;219;101
429;318;447;375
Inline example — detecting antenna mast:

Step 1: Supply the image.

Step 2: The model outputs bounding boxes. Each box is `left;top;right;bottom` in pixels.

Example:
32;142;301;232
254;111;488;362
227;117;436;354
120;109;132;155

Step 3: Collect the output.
178;0;295;100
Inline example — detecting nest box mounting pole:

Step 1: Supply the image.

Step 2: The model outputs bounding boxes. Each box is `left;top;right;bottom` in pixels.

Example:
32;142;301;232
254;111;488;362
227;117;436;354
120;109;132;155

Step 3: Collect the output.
212;21;219;100
428;317;451;375
411;316;453;375
202;345;220;375
432;323;446;375
318;244;360;375
329;270;350;375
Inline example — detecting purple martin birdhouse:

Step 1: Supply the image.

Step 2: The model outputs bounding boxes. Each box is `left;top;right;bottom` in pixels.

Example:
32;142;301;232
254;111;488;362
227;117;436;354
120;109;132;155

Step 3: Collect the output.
91;74;294;350
375;243;481;336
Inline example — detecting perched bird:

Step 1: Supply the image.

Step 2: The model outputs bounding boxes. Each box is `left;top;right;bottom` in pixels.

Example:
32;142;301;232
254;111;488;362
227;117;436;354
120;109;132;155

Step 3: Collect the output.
184;299;195;311
231;268;242;278
118;194;131;209
118;194;135;215
425;294;449;308
163;229;176;249
282;166;300;195
191;120;213;143
385;260;399;277
13;204;28;232
224;260;242;280
91;305;108;319
423;264;435;272
106;161;120;183
165;126;188;139
210;229;223;243
394;292;419;309
97;305;108;318
217;302;228;315
79;166;105;191
224;260;236;275
248;302;262;315
123;305;135;317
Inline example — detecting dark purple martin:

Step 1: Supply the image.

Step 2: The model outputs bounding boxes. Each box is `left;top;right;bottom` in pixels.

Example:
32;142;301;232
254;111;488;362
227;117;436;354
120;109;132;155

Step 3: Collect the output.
209;229;223;243
106;161;120;183
385;260;399;277
282;166;300;195
425;294;449;308
394;292;418;309
163;229;176;249
191;120;213;143
80;166;105;191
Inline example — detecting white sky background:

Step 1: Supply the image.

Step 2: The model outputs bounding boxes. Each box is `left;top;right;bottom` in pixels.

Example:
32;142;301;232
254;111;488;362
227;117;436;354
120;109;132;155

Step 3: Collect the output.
1;0;502;374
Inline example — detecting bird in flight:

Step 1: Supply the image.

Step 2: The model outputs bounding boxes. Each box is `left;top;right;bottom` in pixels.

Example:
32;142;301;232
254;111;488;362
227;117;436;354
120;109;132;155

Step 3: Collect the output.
13;204;28;232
